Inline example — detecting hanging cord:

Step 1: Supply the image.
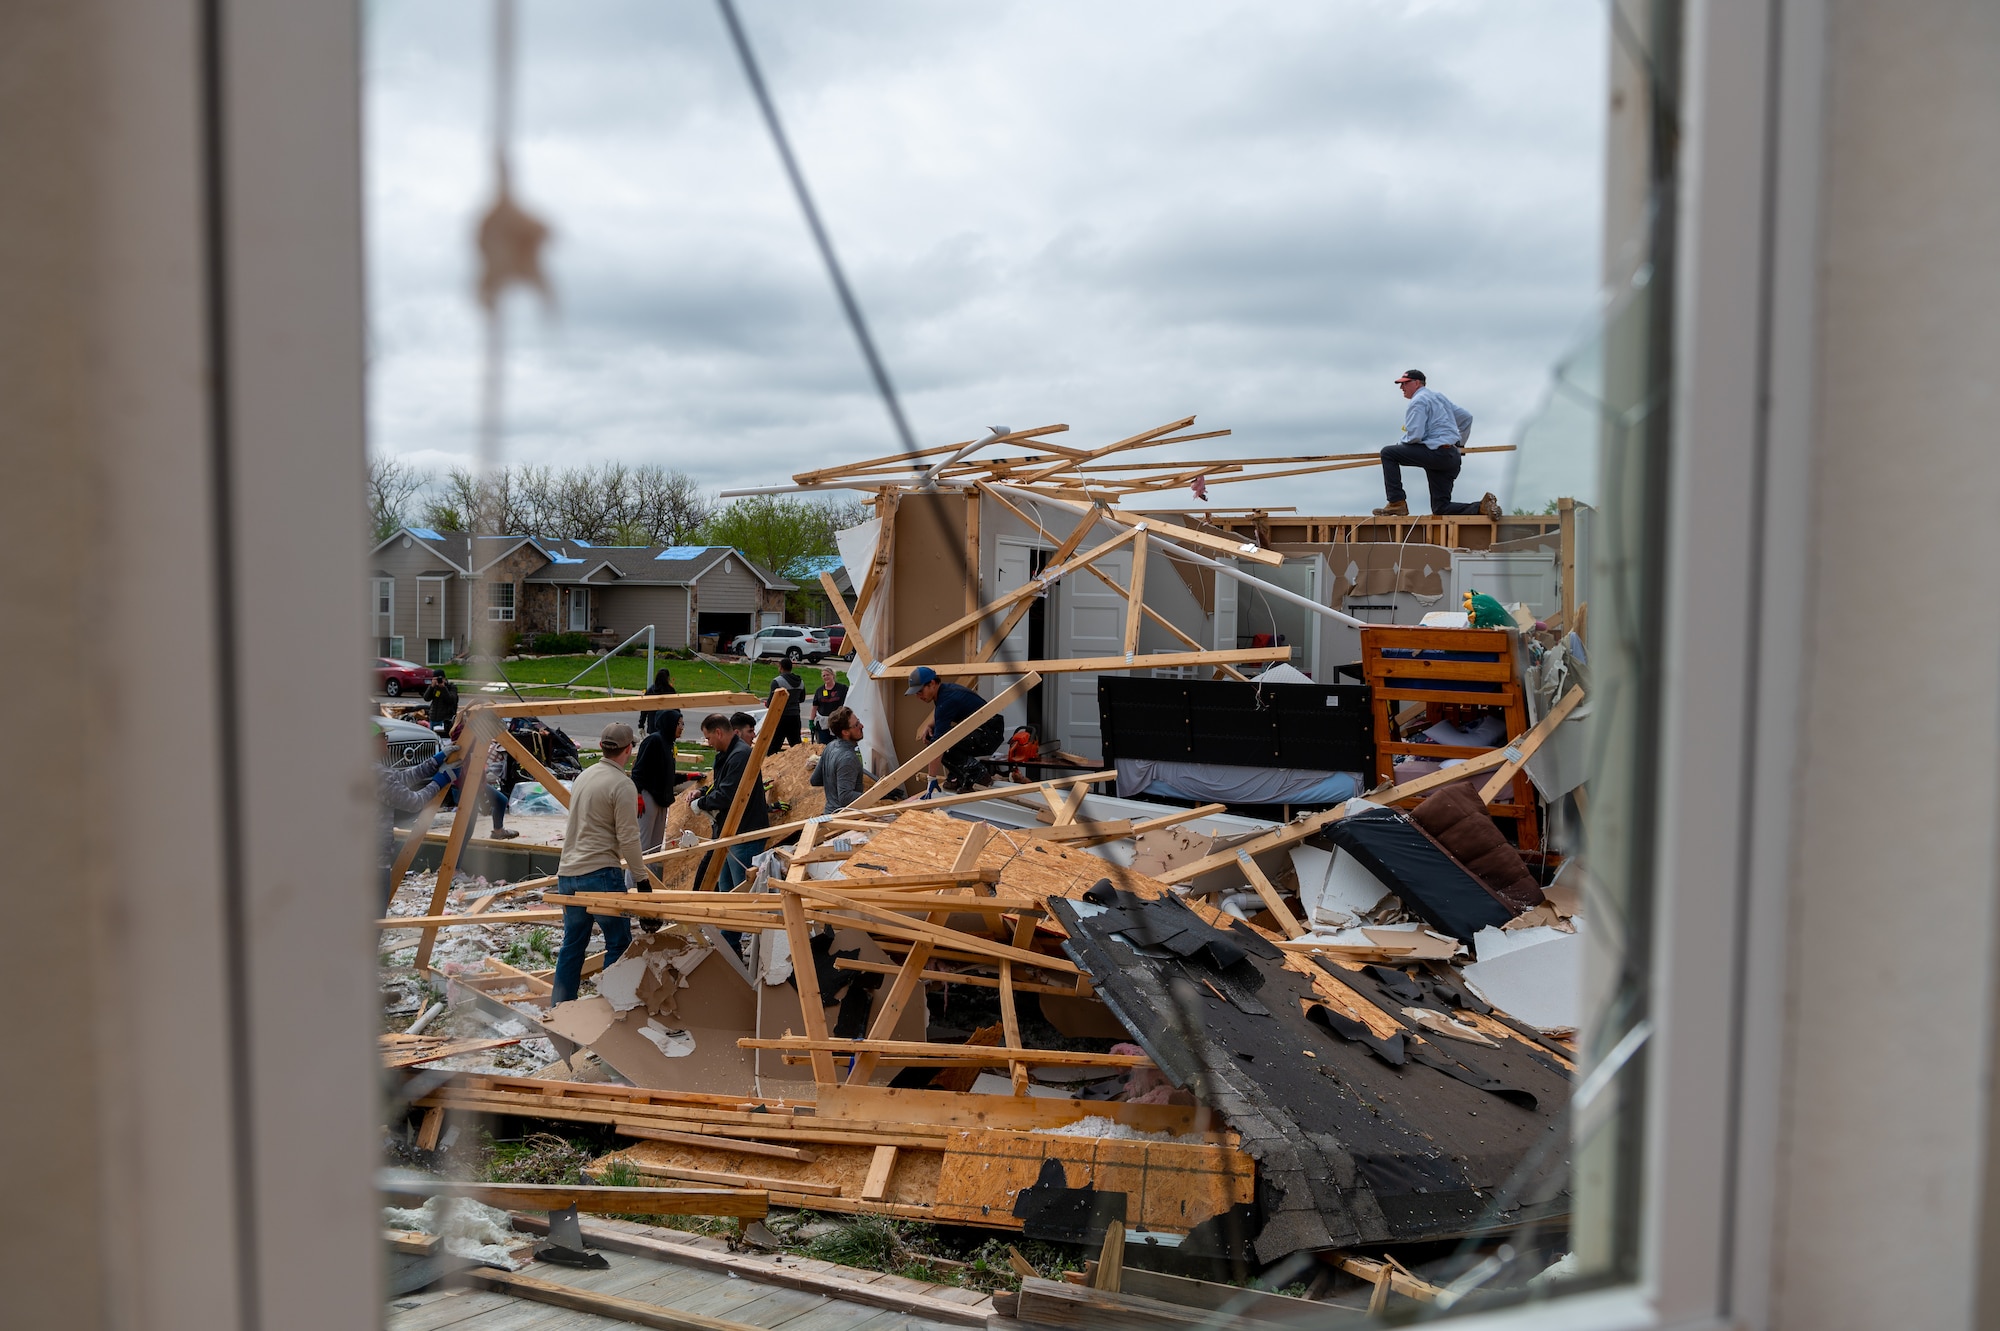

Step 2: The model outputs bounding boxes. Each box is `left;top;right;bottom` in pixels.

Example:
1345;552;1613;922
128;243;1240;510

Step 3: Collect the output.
714;0;921;462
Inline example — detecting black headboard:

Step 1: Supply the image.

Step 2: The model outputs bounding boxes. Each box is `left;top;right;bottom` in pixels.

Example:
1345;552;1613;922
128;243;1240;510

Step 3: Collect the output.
1097;676;1375;771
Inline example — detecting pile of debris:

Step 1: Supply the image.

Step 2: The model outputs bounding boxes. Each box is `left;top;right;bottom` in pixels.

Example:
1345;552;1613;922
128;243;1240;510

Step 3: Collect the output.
380;420;1591;1320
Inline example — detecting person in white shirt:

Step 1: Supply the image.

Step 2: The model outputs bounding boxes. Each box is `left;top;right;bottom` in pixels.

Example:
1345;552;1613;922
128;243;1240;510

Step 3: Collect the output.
1374;369;1501;519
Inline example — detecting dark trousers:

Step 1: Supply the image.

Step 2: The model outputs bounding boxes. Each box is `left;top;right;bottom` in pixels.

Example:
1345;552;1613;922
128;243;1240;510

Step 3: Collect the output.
1380;443;1484;514
774;712;802;749
551;866;631;1006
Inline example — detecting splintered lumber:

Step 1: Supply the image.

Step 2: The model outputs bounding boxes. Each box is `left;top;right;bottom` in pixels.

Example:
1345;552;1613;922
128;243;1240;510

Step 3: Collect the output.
1477;685;1587;804
881;529;1141;668
1235;850;1305;939
381;1036;523;1068
377;908;565;929
416;706;501;969
868;647;1285;680
465;1269;765;1331
486;691;757;719
614;1122;818;1162
1093;1220;1126;1292
776;879;1078;973
1335;1255;1446;1304
848;672;1043;808
381;1180;768;1217
820;571;878;672
833;957;1084;997
617;1160;844;1198
738;1038;1152;1068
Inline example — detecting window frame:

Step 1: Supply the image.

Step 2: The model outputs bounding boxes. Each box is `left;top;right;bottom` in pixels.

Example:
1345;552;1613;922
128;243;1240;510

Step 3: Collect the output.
488;580;516;622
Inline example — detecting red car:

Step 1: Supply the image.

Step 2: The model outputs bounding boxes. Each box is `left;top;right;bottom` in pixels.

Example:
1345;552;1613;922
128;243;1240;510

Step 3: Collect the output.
815;625;849;658
375;657;432;697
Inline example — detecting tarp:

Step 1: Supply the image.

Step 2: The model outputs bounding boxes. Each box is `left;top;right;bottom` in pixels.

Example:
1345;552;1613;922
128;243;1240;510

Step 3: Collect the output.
833;516;897;779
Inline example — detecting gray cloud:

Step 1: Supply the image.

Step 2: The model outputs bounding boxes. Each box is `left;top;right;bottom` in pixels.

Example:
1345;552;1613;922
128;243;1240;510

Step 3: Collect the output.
366;0;1607;513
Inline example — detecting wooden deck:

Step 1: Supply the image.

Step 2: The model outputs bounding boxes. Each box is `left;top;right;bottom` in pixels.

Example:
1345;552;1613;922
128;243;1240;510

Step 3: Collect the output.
388;1226;989;1331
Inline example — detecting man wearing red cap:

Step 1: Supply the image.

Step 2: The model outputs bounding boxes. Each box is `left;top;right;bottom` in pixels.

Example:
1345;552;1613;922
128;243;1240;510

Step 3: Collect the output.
1375;369;1501;519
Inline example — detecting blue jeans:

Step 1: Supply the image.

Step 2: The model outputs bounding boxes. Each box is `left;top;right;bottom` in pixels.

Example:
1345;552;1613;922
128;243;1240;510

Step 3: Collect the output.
1380;441;1482;514
551;866;631;1007
712;842;762;953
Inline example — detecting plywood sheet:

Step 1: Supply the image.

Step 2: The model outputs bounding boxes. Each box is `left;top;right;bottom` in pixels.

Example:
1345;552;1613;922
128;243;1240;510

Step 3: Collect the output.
930;1129;1255;1233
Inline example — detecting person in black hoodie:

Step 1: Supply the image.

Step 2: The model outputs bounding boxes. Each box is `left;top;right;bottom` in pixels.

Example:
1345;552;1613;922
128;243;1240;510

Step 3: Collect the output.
685;712;769;892
641;667;681;742
422;670;459;734
766;664;804;748
629;721;681;868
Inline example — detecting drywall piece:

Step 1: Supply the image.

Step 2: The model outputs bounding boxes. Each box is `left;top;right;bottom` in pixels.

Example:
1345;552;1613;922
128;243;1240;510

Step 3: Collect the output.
1462;921;1587;1033
596;954;648;1012
1306;846;1395;926
635;1023;696;1059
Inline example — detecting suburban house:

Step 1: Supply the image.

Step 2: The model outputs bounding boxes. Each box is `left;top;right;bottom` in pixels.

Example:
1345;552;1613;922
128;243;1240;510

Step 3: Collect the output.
786;553;851;626
367;528;795;663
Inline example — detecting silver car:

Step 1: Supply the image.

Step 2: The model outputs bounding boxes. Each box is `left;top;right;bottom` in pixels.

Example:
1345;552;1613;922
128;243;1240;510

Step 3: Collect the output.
730;624;832;663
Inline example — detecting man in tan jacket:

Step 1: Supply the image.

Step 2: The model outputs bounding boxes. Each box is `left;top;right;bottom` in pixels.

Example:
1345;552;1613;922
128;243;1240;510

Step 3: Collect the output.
549;722;652;1006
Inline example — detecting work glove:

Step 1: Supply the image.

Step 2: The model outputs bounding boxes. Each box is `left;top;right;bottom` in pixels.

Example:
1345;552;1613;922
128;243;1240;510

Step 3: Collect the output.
430;766;458;790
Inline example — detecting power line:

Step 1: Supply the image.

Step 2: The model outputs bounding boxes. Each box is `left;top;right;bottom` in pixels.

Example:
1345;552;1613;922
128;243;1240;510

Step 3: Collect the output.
714;0;922;460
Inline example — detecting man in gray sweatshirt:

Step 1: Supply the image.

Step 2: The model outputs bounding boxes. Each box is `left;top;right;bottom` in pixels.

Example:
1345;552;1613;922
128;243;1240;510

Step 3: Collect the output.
809;706;870;812
550;723;653;1006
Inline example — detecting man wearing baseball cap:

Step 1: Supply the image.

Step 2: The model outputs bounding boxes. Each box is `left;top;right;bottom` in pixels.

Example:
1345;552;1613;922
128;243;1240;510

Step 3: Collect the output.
1375;369;1501;520
549;722;652;1007
906;666;1003;793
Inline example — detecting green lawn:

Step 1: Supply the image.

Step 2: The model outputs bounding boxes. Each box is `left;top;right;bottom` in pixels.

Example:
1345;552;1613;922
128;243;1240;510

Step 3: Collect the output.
441;654;849;698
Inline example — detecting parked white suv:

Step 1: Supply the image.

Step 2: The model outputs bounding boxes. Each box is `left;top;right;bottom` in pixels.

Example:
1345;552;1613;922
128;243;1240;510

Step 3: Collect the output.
731;624;832;663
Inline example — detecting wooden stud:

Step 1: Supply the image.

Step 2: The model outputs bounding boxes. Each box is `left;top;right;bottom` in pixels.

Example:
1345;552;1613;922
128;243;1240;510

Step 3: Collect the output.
482;691;757;720
963;487;982;659
696;691;787;892
1007;1246;1039;1280
999;961;1028;1095
415;705;500;970
878;527;1141;669
620;1160;843;1197
852;491;898;628
383;1180;767;1217
819;572;878;674
1093;1220;1126;1293
1477;686;1586;805
738;1037;1153;1068
1122;532;1147;660
780;890;839;1084
861;1144;900;1201
1234;851;1305;939
848;672;1043;809
833;957;1085;998
414;1106;444;1151
873;647;1286;680
613;1122;817;1162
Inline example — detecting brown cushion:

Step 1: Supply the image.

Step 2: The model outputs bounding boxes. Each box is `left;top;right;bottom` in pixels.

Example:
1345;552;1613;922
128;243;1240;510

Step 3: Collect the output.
1410;782;1544;913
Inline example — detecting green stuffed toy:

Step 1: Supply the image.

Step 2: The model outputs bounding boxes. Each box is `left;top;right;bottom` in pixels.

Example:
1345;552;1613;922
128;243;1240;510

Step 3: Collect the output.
1461;589;1512;628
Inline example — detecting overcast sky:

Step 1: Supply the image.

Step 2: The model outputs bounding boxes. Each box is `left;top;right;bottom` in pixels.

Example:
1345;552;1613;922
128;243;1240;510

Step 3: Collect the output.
365;0;1608;515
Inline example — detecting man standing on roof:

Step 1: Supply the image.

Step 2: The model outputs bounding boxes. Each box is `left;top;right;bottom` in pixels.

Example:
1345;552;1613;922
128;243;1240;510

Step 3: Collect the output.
1374;369;1501;519
907;665;1002;793
548;723;654;1008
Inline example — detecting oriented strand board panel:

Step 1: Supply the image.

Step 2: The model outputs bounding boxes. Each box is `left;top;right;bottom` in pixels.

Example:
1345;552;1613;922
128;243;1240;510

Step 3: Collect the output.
930;1129;1255;1234
837;811;1172;902
603;1137;945;1210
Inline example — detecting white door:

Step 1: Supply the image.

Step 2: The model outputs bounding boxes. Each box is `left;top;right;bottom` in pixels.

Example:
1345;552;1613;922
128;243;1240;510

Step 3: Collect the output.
569;588;589;631
1052;548;1130;761
990;541;1038;736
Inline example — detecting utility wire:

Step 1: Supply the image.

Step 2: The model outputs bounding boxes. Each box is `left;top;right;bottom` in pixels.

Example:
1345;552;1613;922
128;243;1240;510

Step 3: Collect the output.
714;0;922;460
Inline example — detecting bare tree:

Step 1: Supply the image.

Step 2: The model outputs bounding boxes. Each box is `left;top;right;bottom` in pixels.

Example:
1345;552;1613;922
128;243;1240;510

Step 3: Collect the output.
415;461;719;546
367;456;429;541
631;464;714;546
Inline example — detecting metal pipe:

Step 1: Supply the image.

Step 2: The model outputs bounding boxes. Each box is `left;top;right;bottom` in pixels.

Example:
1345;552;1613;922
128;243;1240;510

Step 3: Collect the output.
992;484;1370;630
